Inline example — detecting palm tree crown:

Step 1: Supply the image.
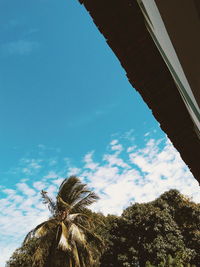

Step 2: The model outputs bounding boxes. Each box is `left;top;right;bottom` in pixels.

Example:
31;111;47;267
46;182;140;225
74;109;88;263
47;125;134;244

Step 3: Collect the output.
24;176;102;267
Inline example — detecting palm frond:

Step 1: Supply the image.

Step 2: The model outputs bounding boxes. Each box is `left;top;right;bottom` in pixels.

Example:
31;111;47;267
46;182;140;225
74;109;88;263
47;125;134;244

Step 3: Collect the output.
41;190;56;215
32;233;55;267
24;219;58;244
23;221;48;244
23;229;35;244
69;224;86;245
58;176;80;204
35;219;58;238
77;223;104;250
32;246;47;267
71;245;81;267
66;213;90;225
57;176;99;212
69;185;90;205
77;243;93;267
57;222;71;251
21;176;101;267
69;224;94;267
72;191;99;212
56;195;71;211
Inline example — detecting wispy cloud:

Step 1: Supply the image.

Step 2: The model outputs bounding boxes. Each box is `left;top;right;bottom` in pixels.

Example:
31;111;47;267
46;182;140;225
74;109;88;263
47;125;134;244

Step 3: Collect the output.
1;40;39;56
24;28;39;36
0;132;199;266
87;138;199;215
67;104;117;128
20;158;42;175
0;19;19;31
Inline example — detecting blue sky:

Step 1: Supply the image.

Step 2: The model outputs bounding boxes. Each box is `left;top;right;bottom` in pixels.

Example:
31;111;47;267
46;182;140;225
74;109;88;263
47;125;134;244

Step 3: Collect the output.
0;0;159;177
0;0;199;265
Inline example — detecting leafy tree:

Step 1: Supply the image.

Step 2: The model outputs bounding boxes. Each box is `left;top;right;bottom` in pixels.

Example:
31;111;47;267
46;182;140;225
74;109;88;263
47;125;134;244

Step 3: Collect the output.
100;190;199;267
146;254;197;267
7;176;103;267
6;238;39;267
153;190;200;266
7;188;200;267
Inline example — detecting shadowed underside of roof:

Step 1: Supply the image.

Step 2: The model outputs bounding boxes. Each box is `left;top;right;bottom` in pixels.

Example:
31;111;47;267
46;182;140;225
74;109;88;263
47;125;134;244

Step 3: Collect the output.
78;0;200;183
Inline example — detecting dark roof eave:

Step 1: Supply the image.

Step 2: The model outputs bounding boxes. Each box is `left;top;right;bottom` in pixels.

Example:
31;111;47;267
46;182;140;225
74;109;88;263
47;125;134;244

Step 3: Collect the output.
78;0;200;183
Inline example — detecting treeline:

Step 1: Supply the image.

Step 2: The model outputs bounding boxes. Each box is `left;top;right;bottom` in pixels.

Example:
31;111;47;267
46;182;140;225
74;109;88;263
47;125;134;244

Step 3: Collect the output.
95;189;200;266
7;185;200;267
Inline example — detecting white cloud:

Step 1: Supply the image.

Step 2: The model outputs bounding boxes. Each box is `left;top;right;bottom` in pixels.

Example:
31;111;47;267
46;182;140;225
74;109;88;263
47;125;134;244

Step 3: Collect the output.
127;145;136;153
38;144;46;149
0;246;18;267
111;144;123;152
44;170;59;179
83;151;99;170
2;189;16;195
84;137;199;214
0;187;50;267
16;183;36;196
110;139;118;146
0;133;199;266
52;177;64;186
109;139;123;154
67;167;81;176
144;132;150;137
103;153;130;169
20;158;42;175
48;159;57;166
33;181;46;191
29;161;41;169
1;40;39;56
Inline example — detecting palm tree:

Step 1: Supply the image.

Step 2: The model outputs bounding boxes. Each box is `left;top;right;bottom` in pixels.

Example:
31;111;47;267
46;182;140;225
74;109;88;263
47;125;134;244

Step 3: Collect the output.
24;176;103;267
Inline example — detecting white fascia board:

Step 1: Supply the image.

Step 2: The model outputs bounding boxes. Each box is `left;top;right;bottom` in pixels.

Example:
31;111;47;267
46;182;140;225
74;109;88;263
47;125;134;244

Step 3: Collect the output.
137;0;200;131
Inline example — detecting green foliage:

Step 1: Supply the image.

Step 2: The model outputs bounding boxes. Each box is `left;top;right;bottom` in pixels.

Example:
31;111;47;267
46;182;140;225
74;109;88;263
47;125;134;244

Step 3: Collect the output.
6;189;200;267
6;238;39;267
146;253;197;267
100;190;199;267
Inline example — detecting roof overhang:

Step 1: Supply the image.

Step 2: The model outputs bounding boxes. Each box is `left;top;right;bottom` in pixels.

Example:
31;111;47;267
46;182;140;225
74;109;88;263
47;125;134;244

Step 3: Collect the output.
78;0;200;183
